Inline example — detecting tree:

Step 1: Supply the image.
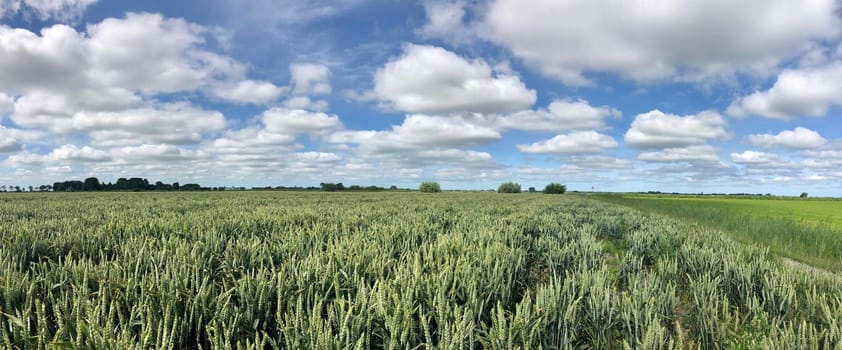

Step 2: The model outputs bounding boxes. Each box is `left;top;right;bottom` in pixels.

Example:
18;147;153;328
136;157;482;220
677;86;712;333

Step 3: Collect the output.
497;182;521;193
320;182;338;192
419;182;441;193
126;178;148;191
800;192;808;198
83;177;101;191
543;183;567;194
528;187;536;193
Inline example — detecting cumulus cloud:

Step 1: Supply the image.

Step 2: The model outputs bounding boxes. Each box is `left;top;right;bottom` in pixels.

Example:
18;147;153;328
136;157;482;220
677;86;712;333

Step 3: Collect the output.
290;63;331;95
0;93;12;115
516;131;617;154
481;0;841;85
72;103;226;146
0;134;21;152
329;114;500;153
624;110;728;149
48;144;110;162
417;1;473;45
111;144;203;163
730;150;778;164
0;0;97;23
210;80;285;105
638;144;720;162
207;127;298;158
282;96;329;111
261;108;342;135
0;125;41;152
727;62;842;119
5;144;112;166
0;12;282;133
200;107;345;171
746;127;827;149
498;99;621;132
372;44;536;114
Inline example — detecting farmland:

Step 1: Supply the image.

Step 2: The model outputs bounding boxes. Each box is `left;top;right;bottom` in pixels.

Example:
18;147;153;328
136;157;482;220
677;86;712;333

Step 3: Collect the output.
1;192;842;348
595;194;842;271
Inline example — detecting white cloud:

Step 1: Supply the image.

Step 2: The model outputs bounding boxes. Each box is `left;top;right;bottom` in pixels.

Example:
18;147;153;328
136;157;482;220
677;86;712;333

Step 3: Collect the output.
290;63;331;95
72;103;226;146
638;144;720;162
48;144;110;162
417;1;473;45
3;151;45;166
208;127;298;157
516;131;617;154
0;92;12;115
746;127;827;149
625;110;728;149
0;13;282;133
329;114;500;153
0;125;42;152
372;44;536;114
282;96;329;111
203;108;342;166
215;0;369;28
481;0;841;85
498;99;621;132
730;150;778;164
261;108;342;135
0;134;21;152
84;13;249;94
727;62;842;119
0;0;97;22
211;80;285;104
111;144;203;163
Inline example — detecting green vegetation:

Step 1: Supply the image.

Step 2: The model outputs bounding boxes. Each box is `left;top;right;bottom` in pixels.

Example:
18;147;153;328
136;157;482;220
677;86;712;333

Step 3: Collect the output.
595;194;842;271
418;181;441;193
1;191;842;348
497;181;521;193
543;182;567;194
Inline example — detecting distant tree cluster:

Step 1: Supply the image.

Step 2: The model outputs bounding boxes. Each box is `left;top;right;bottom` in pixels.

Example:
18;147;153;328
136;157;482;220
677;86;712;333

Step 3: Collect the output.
52;177;204;192
491;182;566;194
543;183;567;194
319;182;391;192
419;182;441;193
497;182;521;193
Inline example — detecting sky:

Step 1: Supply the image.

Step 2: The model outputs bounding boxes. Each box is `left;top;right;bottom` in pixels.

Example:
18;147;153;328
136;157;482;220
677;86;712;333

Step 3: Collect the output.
0;0;841;196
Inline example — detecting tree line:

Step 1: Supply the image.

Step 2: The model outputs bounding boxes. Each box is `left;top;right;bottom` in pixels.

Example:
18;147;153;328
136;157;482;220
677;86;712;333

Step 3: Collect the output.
419;182;567;194
50;177;205;192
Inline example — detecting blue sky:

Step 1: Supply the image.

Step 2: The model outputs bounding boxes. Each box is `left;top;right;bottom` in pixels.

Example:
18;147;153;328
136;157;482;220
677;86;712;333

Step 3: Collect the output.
1;0;841;196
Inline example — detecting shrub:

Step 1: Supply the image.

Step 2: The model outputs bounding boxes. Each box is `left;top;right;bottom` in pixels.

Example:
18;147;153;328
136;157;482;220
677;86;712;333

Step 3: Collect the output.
419;182;441;193
544;183;567;194
497;182;521;193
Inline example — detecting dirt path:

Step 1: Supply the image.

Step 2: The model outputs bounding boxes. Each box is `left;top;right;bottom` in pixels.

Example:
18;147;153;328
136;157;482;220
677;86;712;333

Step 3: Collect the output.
782;257;838;278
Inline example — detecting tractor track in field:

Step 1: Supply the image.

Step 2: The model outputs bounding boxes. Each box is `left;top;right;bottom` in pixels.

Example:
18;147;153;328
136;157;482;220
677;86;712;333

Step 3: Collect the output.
782;257;838;278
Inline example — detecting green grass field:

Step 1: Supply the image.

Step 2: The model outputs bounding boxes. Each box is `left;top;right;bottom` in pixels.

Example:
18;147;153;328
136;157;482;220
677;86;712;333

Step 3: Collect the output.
2;191;842;348
595;194;842;271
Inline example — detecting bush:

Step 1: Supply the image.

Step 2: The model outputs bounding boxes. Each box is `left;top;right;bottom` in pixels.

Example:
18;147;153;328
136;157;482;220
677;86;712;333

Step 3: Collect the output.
419;182;441;193
543;183;567;194
497;182;521;193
